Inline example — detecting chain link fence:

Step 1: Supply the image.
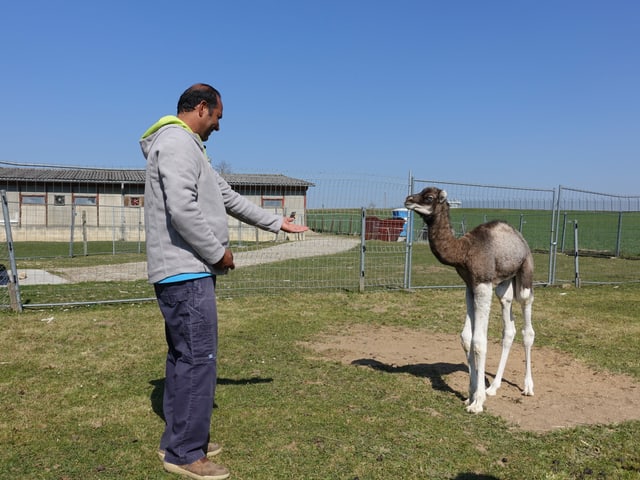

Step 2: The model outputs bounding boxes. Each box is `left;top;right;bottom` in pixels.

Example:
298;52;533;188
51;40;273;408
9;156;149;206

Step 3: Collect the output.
1;172;639;310
551;186;640;285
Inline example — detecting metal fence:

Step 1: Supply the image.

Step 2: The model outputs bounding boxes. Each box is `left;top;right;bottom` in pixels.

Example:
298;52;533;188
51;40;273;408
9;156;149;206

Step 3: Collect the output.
1;172;639;310
551;186;640;285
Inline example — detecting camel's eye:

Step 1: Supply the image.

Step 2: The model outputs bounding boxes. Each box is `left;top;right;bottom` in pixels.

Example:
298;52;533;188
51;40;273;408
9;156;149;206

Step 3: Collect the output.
426;195;434;203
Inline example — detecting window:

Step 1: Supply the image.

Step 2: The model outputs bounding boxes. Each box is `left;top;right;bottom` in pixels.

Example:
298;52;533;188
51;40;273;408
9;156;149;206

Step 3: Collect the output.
262;197;284;208
21;195;45;204
124;195;144;207
74;196;97;206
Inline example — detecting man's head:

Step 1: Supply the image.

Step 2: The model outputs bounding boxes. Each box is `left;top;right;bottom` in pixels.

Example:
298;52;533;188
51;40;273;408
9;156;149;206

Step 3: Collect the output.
177;83;223;142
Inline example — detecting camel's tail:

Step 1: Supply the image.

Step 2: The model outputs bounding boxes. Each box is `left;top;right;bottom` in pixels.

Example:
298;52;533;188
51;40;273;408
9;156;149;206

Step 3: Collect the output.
515;252;534;303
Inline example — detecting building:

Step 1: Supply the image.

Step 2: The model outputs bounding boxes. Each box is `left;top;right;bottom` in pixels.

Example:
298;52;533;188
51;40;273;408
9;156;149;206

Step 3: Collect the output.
0;166;313;242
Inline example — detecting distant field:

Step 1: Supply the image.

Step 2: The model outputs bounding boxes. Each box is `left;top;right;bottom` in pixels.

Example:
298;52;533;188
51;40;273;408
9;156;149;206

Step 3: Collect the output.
308;208;640;257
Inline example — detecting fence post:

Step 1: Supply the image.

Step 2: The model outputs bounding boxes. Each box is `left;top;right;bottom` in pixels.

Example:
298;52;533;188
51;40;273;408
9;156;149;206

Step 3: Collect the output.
138;207;142;254
1;190;22;312
69;203;76;257
359;207;366;293
615;212;623;257
403;173;414;289
120;205;126;242
82;211;88;256
112;206;116;255
548;187;561;285
573;220;581;288
560;212;568;253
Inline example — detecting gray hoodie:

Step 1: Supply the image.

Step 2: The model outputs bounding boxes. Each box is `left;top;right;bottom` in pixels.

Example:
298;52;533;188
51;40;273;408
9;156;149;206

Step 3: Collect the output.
140;116;283;283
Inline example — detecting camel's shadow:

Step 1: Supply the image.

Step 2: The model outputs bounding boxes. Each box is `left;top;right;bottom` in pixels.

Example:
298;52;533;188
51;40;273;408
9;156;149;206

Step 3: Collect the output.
351;358;524;398
351;358;468;400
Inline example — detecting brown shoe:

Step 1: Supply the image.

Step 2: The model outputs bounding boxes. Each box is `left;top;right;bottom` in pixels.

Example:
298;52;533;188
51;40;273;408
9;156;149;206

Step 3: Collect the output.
163;457;230;480
158;443;223;461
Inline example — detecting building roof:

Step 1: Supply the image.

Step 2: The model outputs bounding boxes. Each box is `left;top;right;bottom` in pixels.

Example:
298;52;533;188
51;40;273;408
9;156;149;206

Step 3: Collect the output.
223;173;313;187
0;166;145;184
0;166;313;188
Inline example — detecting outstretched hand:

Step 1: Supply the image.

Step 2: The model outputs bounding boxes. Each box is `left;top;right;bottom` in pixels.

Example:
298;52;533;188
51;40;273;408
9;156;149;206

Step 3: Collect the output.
280;216;309;233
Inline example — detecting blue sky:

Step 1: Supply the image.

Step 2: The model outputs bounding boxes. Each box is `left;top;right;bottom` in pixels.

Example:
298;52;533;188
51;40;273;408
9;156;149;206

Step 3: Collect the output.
1;1;638;194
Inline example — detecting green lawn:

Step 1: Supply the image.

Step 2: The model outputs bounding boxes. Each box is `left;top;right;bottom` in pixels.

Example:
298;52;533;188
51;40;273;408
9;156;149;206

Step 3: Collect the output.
1;285;639;479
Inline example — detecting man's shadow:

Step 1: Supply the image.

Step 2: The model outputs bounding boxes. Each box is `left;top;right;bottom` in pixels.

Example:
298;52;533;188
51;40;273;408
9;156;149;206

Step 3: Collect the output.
350;358;468;400
149;377;274;421
453;474;501;480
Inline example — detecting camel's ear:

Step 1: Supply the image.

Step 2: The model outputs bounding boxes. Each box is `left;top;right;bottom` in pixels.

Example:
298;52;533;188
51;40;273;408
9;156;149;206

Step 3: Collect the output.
439;190;448;203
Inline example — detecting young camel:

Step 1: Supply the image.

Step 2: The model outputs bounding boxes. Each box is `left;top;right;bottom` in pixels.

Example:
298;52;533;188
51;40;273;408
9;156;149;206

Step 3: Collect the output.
405;186;535;413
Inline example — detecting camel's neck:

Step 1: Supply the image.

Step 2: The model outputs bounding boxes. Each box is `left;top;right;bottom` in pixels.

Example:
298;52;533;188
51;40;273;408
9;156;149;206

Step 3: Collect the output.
426;207;466;266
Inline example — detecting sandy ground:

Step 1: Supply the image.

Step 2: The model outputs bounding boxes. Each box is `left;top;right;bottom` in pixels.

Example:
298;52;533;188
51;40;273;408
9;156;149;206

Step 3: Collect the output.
303;324;640;433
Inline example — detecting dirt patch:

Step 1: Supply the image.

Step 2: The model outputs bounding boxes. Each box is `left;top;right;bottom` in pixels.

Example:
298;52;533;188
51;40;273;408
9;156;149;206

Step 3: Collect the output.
303;324;640;432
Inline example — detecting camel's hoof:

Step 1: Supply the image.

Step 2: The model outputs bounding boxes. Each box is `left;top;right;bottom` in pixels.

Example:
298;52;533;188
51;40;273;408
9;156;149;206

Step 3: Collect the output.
466;402;484;414
467;399;483;413
486;386;498;396
523;380;534;396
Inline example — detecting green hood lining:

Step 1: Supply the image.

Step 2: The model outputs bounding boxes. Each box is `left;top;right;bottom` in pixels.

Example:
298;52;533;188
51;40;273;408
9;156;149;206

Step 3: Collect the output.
141;115;192;139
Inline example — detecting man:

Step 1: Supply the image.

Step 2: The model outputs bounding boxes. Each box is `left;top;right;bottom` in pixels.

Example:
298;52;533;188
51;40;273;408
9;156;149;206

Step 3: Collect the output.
140;83;308;480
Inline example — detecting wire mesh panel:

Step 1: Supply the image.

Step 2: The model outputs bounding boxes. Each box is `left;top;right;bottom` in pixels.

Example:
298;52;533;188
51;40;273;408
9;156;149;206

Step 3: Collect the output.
554;187;640;285
293;172;411;291
217;172;412;294
0;190;22;310
0;193;14;309
216;233;362;295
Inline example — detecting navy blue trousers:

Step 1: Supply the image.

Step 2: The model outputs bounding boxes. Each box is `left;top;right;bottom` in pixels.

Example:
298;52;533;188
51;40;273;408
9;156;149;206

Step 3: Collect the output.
154;276;218;466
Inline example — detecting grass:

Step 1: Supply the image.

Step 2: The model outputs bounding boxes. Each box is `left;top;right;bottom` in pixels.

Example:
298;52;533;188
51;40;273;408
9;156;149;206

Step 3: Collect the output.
1;284;639;479
14;241;145;265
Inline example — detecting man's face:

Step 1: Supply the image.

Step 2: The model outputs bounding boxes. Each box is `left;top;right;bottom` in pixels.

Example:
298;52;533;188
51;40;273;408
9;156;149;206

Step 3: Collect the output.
200;97;223;142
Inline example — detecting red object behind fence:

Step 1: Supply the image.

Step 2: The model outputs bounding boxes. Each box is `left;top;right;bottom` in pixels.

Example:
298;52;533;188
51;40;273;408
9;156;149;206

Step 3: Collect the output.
364;217;406;242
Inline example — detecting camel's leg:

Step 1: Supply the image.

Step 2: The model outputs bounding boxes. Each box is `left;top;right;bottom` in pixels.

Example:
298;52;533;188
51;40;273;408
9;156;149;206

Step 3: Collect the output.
466;282;492;413
518;287;535;396
487;279;516;396
461;287;474;405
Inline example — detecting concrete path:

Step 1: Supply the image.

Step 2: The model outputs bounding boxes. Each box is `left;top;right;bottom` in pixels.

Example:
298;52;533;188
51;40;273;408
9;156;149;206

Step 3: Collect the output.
17;234;361;285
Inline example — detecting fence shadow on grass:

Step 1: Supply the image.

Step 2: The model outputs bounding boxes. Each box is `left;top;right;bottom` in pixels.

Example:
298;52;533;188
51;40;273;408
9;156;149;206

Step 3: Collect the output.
350;358;468;401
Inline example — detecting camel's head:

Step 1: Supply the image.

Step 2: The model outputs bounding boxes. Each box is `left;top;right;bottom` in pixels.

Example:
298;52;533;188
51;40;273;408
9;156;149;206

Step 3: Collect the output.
404;187;448;219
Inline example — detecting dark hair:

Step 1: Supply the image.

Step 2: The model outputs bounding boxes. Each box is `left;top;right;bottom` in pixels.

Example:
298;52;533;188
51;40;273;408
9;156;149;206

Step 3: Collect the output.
177;83;221;114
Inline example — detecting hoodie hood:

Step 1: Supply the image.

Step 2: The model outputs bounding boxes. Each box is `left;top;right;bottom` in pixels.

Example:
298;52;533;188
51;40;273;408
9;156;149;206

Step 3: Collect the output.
141;115;192;139
140;115;207;160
